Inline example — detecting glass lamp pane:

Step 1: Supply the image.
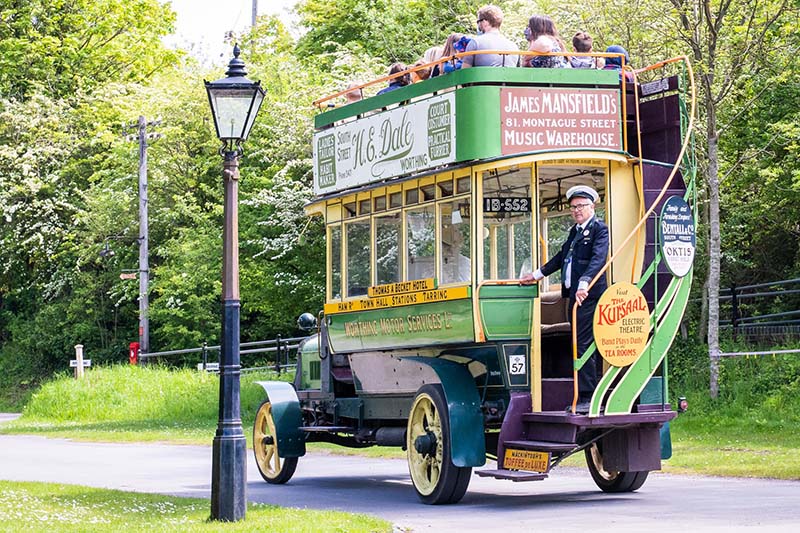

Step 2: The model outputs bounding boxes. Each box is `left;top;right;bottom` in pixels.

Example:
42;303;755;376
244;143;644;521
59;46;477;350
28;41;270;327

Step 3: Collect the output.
209;88;255;140
241;88;264;141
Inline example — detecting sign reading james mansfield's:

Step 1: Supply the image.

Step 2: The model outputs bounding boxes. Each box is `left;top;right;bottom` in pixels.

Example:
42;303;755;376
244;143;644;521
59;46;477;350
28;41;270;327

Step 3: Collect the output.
313;93;456;195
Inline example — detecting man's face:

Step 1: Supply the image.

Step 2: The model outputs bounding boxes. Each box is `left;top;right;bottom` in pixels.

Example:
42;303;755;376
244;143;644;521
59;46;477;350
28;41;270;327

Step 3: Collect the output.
569;197;595;226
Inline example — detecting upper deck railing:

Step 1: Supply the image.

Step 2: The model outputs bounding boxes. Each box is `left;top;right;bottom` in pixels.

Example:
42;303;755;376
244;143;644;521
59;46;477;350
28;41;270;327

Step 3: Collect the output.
313;50;633;113
311;51;637;198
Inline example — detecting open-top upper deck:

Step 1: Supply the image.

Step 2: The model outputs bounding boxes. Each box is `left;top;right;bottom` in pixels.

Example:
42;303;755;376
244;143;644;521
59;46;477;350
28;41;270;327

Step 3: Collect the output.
312;67;631;198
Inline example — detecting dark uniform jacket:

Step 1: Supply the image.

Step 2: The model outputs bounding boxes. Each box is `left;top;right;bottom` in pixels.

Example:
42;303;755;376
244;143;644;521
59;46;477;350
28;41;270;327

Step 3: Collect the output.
541;216;609;301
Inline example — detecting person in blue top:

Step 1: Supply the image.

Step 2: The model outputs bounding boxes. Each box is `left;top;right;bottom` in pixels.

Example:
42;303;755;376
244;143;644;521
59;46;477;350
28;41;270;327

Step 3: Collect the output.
521;185;609;413
377;63;411;95
604;45;635;81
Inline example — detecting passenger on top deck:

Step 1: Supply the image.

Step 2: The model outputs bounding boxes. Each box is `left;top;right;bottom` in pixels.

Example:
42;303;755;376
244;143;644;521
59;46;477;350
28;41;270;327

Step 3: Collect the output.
430;33;468;77
461;5;519;68
344;82;363;103
376;63;411;95
523;14;568;69
604;45;635;82
569;31;604;69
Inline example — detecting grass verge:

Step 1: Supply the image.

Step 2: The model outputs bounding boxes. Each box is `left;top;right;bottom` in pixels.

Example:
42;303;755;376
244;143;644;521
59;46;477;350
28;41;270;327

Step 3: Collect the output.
1;365;289;446
0;480;390;532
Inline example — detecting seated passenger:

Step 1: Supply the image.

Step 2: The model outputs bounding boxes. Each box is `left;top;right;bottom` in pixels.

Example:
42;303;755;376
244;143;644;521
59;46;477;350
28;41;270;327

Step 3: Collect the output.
528;36;569;68
410;59;432;83
569;31;604;69
377;63;411;95
524;14;568;68
603;45;635;81
344;81;363;103
431;33;469;77
461;5;519;68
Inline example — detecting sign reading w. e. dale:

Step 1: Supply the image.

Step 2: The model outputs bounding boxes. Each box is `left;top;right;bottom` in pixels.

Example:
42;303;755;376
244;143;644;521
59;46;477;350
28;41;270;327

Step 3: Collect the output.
500;88;621;154
313;93;456;195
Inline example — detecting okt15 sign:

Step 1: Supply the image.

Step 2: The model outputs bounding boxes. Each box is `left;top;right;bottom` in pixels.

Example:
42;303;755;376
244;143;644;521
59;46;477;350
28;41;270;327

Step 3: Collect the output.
660;196;695;278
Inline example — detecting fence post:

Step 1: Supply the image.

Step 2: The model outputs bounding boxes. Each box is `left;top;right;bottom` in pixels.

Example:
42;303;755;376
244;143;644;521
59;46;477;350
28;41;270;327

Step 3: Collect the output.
74;344;85;379
275;335;282;374
202;341;208;371
731;282;739;340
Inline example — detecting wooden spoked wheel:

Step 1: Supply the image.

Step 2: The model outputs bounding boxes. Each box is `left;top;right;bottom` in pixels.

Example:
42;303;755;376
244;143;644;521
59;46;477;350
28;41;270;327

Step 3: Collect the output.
585;441;648;492
253;400;298;484
406;384;471;504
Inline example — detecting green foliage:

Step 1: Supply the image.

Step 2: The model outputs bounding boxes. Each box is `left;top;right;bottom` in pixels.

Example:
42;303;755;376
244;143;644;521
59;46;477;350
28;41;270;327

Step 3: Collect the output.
0;0;180;99
294;0;487;66
0;480;391;532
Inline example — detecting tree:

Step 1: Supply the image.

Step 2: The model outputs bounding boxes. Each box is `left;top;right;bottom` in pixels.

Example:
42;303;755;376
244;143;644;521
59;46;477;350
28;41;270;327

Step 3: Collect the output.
664;0;795;397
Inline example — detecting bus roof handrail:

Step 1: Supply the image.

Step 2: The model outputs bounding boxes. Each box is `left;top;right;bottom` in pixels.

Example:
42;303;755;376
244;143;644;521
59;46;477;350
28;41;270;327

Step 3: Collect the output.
312;50;631;110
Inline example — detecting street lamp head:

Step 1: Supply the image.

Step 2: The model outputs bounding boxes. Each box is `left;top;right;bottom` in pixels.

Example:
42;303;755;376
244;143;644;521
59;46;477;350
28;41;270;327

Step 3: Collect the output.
205;44;266;150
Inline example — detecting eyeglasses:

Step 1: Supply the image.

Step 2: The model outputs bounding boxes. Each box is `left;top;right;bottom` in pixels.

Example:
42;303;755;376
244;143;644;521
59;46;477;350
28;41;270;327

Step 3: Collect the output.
569;203;593;212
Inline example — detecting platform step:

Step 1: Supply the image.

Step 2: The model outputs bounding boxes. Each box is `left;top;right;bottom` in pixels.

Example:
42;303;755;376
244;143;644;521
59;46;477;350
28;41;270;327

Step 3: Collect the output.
475;469;548;482
504;440;577;452
522;410;676;428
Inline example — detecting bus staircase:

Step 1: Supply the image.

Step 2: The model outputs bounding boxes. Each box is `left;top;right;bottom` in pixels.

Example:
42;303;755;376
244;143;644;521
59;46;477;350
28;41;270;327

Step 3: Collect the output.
478;57;697;482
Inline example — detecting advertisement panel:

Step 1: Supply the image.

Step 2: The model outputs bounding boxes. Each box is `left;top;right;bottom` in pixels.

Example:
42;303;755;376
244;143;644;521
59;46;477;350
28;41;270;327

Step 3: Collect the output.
660;196;695;277
593;282;651;367
313;93;456;196
500;88;622;154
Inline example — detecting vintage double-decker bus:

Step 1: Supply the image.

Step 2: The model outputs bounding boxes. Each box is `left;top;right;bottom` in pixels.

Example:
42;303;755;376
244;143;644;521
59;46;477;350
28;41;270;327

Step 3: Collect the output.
252;50;697;504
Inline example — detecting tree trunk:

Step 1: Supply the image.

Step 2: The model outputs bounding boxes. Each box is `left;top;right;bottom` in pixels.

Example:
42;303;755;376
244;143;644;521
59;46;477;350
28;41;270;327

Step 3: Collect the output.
707;116;721;399
699;193;710;342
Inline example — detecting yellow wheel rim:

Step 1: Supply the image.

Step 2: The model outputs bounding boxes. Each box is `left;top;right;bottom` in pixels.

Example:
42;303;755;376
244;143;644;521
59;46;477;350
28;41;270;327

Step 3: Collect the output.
254;402;284;479
589;443;618;481
407;393;444;496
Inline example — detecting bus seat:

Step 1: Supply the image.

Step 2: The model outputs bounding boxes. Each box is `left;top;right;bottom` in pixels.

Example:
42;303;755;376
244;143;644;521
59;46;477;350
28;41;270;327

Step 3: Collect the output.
540;291;571;335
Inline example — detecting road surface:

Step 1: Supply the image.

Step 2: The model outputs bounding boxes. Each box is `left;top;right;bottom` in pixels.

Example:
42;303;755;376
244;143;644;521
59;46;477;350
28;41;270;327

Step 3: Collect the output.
0;433;798;532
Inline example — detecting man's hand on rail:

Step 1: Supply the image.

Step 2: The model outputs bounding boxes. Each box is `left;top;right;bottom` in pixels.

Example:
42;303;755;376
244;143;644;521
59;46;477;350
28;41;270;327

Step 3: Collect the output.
519;273;539;285
575;288;589;305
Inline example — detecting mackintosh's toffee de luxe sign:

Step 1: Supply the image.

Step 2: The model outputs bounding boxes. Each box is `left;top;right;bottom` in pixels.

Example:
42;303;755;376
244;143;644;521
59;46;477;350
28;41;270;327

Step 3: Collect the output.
593;282;651;367
500;88;622;154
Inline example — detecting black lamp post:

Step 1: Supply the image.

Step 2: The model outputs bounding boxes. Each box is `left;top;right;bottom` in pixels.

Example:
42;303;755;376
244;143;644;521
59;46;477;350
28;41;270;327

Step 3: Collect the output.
205;44;265;522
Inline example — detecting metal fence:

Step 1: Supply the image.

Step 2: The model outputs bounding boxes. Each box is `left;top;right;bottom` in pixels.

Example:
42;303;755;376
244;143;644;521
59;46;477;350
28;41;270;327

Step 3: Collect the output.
719;278;800;343
138;335;307;373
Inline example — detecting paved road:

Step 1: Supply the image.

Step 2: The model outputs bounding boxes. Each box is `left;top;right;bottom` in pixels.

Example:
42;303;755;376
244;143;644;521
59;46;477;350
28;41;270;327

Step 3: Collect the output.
1;434;799;532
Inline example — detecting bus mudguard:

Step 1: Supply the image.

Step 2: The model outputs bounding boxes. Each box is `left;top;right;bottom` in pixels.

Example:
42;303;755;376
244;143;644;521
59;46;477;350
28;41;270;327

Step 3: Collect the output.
401;356;485;467
253;380;306;457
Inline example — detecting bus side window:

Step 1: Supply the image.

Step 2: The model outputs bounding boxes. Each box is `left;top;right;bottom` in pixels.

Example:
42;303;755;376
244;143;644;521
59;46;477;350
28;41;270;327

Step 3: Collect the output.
346;219;370;297
329;224;342;300
481;167;532;280
440;200;471;284
375;213;401;285
406;206;435;281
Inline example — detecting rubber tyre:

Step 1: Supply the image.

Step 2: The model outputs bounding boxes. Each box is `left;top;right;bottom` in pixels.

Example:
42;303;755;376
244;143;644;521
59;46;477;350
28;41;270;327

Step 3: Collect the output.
253;400;298;484
406;384;472;504
585;441;648;492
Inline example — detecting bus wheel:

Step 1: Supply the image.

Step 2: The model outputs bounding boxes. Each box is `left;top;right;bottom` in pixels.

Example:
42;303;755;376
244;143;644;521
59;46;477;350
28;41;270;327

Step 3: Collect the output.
253;400;298;484
585;442;648;492
406;384;472;504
